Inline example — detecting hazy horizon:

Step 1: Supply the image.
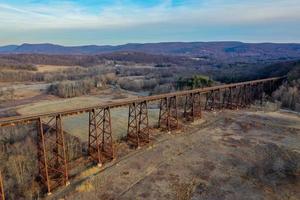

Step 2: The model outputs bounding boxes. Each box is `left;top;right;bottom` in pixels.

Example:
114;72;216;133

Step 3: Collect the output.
0;0;300;45
2;40;300;47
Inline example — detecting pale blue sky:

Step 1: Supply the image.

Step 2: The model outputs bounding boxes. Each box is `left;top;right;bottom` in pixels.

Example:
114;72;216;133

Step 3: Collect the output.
0;0;299;45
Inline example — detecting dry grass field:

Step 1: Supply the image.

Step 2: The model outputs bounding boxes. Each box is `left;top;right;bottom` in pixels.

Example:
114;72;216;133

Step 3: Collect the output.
48;109;300;200
17;96;103;115
61;107;159;141
36;65;83;72
16;93;159;141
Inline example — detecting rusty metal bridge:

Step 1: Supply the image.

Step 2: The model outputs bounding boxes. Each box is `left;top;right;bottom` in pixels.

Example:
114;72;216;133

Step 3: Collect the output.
0;76;284;198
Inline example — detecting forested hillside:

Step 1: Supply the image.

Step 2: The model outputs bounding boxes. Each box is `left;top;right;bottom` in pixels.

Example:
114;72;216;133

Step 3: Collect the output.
1;42;300;60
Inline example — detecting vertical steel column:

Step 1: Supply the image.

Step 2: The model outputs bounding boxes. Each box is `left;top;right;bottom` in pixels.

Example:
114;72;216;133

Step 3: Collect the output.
268;80;273;95
211;90;216;110
249;83;256;104
137;101;150;145
168;96;178;130
222;88;228;109
159;96;178;131
240;85;247;108
88;109;101;166
260;82;264;105
127;101;150;148
227;87;233;109
198;93;202;118
232;86;239;109
244;84;249;107
99;107;114;162
205;92;209;110
55;114;69;186
184;93;195;121
246;84;252;107
37;115;69;194
184;93;202;121
0;171;4;200
88;107;114;164
37;117;51;195
127;103;139;147
205;90;215;110
158;97;168;129
218;89;222;110
235;86;243;109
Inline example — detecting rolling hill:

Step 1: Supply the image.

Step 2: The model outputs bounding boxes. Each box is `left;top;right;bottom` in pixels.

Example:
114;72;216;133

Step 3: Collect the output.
1;42;300;60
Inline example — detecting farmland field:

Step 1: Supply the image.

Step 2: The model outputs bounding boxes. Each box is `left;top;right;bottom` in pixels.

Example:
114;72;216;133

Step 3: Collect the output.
17;95;160;141
36;65;83;72
62;107;159;141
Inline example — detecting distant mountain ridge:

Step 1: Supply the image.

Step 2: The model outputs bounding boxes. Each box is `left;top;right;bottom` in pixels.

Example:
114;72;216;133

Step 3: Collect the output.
1;42;300;59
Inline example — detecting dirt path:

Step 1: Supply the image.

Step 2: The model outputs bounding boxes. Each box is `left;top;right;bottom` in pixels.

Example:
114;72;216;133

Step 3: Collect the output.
52;110;300;200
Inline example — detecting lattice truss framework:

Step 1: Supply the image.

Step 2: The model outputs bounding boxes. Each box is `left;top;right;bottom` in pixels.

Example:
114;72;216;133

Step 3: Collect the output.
184;92;202;121
37;115;69;195
88;107;114;165
127;101;150;148
159;96;178;131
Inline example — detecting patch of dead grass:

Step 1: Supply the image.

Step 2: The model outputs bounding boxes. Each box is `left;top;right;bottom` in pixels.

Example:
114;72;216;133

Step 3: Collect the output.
76;181;95;193
78;166;100;179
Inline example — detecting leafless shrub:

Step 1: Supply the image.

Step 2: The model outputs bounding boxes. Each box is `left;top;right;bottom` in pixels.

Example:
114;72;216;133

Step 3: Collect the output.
247;143;300;186
47;79;96;98
273;80;300;110
151;84;175;95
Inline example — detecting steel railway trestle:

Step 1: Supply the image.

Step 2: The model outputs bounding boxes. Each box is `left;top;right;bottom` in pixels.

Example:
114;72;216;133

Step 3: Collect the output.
0;76;284;198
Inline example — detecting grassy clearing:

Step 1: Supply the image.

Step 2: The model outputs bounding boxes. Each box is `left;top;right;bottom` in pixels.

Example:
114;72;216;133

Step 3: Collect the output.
17;98;160;141
76;181;94;193
78;166;100;179
17;96;103;115
36;65;81;72
63;107;159;141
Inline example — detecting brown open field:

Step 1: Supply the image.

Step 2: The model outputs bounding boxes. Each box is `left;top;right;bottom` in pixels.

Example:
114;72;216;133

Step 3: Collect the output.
36;65;82;72
16;90;156;140
60;107;159;141
49;109;300;200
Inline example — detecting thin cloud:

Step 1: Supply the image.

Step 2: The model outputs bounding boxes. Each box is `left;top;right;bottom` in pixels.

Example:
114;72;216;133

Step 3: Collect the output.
0;0;299;45
0;0;300;30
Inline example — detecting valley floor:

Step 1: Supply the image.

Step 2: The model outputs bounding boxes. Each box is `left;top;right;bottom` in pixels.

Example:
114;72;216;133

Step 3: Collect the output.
51;109;300;200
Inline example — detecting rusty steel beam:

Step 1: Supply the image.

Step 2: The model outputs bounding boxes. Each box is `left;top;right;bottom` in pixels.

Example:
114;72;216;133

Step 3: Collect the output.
88;109;102;166
37;117;51;195
0;76;285;127
221;86;245;109
0;171;4;200
37;115;69;194
127;103;138;147
88;107;114;165
159;96;178;131
244;84;251;107
231;86;239;109
99;107;114;162
204;90;213;110
235;86;242;109
205;89;220;110
237;85;247;108
184;93;202;121
232;86;240;109
222;88;229;109
127;101;150;148
158;97;168;129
